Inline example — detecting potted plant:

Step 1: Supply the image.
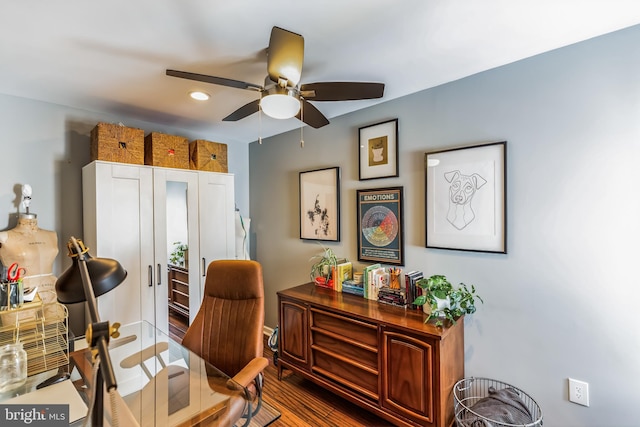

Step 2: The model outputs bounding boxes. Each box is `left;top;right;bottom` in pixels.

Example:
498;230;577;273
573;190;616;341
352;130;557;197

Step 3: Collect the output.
413;275;483;326
309;245;340;288
169;241;189;267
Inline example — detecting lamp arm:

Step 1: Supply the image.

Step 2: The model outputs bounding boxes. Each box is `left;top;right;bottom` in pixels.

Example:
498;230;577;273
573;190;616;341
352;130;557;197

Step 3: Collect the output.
69;237;118;427
70;237;101;324
96;333;117;392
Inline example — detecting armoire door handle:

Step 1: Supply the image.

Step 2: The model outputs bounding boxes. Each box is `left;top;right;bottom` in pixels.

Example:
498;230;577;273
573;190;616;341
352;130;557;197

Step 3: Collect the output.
202;258;206;277
157;264;161;285
148;265;153;287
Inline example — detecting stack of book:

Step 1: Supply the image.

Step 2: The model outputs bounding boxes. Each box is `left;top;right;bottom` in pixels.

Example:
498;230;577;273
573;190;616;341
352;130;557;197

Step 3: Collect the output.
331;260;353;292
404;270;424;310
363;264;383;300
378;286;406;307
342;279;364;296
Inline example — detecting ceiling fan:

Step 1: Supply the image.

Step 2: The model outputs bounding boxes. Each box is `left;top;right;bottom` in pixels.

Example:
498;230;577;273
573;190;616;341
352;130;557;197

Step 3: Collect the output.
166;26;385;129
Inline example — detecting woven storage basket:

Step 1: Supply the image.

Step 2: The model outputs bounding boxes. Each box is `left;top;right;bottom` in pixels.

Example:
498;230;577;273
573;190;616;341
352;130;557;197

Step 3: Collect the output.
189;140;228;173
144;132;190;169
90;122;144;165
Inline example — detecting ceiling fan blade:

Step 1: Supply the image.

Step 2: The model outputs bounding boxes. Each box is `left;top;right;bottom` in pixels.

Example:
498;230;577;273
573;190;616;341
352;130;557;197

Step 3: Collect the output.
267;27;304;86
223;99;261;122
166;69;263;91
299;82;385;101
297;99;330;129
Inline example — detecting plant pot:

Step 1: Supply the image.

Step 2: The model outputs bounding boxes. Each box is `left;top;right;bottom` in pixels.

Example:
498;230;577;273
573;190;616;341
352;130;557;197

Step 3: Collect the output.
424;296;450;316
314;276;333;289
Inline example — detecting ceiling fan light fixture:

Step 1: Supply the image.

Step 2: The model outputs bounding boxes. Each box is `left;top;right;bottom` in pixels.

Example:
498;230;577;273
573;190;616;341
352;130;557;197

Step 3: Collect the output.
189;91;210;101
260;87;300;119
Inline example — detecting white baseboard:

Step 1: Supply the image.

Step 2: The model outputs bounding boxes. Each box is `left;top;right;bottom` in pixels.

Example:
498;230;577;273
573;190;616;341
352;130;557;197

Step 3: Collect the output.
263;325;274;337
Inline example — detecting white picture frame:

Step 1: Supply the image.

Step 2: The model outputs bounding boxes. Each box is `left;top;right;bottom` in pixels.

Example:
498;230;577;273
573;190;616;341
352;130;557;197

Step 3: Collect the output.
299;167;340;241
358;119;399;180
425;141;507;253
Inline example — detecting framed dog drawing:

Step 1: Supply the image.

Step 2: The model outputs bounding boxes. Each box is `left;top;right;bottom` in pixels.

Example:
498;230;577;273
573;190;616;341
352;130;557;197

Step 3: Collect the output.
425;141;506;253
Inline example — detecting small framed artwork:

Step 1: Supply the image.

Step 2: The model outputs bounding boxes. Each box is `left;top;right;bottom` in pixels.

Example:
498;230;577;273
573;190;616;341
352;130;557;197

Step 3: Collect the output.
425;141;507;253
358;119;399;180
299;167;340;241
357;187;404;265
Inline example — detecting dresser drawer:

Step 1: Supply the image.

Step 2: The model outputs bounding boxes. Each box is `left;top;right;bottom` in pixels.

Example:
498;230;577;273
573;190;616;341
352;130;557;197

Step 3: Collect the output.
173;290;189;308
170;268;188;284
310;308;377;348
172;281;189;295
312;351;379;401
312;331;378;371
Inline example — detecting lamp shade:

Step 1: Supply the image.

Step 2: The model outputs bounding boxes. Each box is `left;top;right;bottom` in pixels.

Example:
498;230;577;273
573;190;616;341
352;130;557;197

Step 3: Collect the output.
260;86;300;119
55;239;127;304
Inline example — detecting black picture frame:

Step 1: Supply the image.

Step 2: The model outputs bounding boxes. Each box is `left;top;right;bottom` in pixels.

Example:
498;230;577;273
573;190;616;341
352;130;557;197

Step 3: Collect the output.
358;119;399;180
299;167;341;241
357;187;404;265
425;141;507;253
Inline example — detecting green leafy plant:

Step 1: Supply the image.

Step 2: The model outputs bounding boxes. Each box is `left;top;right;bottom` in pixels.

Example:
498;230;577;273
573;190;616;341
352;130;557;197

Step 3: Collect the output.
309;245;340;287
169;241;188;267
413;275;483;326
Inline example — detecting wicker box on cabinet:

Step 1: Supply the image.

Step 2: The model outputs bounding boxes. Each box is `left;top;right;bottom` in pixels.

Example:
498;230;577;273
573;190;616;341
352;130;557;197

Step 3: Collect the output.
144;132;190;169
90;122;144;165
189;140;228;173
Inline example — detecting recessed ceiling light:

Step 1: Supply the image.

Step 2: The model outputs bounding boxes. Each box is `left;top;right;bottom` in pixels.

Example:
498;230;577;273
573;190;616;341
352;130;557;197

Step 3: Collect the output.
189;91;210;101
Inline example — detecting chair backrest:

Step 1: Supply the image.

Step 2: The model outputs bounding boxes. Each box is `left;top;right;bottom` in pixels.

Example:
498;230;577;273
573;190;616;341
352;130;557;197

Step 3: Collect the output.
182;260;265;377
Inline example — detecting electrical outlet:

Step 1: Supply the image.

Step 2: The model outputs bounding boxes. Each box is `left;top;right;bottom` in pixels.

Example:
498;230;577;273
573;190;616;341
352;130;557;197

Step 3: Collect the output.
568;378;589;407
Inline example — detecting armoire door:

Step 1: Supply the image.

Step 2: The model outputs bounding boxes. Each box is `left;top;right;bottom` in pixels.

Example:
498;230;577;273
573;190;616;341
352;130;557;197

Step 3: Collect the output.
152;168;200;335
196;172;235;322
83;161;154;328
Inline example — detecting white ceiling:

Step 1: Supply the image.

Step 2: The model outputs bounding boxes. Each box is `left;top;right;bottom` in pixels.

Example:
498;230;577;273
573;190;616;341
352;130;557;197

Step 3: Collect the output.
2;1;640;144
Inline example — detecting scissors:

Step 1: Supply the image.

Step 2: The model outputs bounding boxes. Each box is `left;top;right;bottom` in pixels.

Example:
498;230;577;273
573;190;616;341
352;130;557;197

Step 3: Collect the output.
7;263;26;282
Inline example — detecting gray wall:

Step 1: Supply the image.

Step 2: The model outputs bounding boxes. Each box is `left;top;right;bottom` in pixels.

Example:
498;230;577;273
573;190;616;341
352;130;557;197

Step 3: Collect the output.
0;96;250;334
249;24;640;426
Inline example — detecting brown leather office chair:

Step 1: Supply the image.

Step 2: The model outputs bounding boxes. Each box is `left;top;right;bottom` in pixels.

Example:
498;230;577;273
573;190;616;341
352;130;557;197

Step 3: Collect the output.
182;260;269;426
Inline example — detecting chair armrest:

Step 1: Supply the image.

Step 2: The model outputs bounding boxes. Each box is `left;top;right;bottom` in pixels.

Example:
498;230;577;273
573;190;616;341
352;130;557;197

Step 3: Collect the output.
227;357;269;389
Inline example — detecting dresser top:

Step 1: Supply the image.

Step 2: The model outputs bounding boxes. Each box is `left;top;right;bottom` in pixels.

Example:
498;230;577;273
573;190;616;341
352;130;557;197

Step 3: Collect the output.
278;282;463;340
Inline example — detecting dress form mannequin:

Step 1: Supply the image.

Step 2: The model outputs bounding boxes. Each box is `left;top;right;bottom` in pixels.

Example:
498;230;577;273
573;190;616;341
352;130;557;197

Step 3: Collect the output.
0;185;59;305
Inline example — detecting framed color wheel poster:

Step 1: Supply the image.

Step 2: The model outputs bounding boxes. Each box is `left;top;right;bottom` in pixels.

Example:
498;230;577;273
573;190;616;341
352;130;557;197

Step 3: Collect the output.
357;187;404;266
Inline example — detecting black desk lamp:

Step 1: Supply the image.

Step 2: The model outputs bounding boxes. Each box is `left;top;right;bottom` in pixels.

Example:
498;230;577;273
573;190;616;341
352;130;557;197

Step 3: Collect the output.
55;237;127;427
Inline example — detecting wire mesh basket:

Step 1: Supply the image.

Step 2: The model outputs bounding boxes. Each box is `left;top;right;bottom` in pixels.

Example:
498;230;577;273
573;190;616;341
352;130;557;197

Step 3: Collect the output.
454;377;543;427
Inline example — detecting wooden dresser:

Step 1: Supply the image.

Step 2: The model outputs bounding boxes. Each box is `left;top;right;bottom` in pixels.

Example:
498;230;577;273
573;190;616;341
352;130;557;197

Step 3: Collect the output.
168;265;189;319
277;283;464;427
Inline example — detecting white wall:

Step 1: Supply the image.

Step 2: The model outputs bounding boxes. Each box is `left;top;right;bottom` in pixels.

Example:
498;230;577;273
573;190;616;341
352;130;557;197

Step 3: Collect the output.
0;96;251;334
249;24;640;426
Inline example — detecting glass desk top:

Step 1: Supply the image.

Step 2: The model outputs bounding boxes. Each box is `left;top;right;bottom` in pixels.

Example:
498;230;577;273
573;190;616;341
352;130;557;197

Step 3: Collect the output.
0;321;279;426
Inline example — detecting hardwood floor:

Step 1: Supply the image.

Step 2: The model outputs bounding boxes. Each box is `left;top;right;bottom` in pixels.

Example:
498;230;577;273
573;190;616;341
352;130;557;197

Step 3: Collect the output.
168;315;393;426
261;338;394;427
168;310;189;342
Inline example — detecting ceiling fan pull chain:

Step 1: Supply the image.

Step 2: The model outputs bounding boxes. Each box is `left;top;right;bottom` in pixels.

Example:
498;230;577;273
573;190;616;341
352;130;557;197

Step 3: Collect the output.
300;101;304;148
258;105;263;144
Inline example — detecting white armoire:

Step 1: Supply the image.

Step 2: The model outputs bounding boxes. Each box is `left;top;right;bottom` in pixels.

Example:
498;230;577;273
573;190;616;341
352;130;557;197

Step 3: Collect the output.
82;161;235;334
